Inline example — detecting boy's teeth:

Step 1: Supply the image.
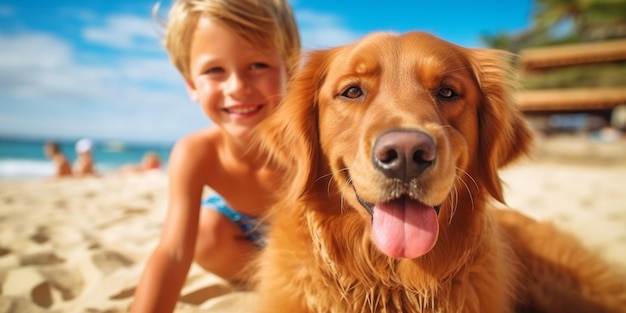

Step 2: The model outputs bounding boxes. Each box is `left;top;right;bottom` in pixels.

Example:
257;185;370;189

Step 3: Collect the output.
229;106;257;114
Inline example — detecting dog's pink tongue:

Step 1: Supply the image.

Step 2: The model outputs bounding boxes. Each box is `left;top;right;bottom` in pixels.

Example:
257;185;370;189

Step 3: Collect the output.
371;197;439;259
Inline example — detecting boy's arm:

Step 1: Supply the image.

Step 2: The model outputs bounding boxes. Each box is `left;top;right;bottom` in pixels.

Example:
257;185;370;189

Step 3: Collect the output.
130;245;193;312
130;140;206;312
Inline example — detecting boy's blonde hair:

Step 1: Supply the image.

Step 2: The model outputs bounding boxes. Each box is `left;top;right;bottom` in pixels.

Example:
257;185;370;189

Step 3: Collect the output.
162;0;301;80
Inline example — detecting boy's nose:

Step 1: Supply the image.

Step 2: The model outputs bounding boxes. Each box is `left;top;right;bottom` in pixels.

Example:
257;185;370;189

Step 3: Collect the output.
224;72;251;97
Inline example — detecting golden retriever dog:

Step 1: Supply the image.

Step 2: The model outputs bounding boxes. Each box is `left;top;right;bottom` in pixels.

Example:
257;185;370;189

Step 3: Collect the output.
254;32;626;312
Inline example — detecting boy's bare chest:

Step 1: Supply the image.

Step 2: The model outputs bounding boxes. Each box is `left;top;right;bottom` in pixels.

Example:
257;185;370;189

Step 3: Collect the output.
208;165;278;217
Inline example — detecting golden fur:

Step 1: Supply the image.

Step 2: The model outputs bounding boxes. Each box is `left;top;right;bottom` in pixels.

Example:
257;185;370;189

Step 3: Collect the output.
254;32;626;313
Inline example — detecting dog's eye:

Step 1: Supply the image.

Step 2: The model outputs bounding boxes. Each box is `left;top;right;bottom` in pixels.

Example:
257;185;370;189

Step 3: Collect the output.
341;86;364;99
437;87;457;100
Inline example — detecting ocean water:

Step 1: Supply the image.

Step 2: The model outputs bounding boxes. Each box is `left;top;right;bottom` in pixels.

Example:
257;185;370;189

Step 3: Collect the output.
0;138;172;180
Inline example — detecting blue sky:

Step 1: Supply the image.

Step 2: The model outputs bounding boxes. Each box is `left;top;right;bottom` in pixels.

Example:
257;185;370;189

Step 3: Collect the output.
0;0;533;144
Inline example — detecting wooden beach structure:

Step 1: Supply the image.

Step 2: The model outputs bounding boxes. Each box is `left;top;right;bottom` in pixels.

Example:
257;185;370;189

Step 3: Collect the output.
516;39;626;114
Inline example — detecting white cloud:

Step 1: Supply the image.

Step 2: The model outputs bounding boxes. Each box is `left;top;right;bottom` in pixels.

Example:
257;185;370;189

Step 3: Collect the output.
0;33;72;70
0;33;79;102
295;10;361;49
82;14;163;51
0;31;207;143
0;33;123;104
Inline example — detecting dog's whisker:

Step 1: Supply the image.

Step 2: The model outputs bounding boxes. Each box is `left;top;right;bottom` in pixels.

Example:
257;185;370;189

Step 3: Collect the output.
333;168;352;214
315;171;335;182
451;182;459;224
447;181;459;225
319;169;341;196
456;167;479;192
315;171;338;203
332;168;351;188
455;171;476;212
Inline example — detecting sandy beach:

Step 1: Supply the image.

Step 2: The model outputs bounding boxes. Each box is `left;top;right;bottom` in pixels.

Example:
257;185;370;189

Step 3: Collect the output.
1;133;625;312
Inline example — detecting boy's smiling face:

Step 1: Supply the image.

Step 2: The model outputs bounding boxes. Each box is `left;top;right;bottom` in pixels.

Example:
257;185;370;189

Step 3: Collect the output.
185;17;286;140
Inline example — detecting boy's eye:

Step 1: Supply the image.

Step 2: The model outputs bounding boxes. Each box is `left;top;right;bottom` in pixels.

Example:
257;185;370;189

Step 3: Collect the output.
250;62;269;70
205;67;224;75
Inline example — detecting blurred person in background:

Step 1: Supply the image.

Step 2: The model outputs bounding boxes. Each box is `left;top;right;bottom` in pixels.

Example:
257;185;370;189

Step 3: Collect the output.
74;138;96;176
43;141;72;178
118;151;162;174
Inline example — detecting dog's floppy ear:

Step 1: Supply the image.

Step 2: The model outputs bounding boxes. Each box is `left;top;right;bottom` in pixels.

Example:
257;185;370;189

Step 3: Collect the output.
469;49;533;203
257;49;334;202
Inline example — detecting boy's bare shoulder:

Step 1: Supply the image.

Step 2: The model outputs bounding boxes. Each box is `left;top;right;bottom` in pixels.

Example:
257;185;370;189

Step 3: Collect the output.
170;128;219;167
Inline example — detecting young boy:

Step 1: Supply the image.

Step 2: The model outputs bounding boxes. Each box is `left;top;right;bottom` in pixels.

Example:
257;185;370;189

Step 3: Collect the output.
43;141;72;178
130;0;300;311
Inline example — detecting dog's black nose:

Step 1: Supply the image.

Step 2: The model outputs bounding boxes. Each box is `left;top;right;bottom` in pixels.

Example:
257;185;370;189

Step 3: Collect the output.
372;130;436;181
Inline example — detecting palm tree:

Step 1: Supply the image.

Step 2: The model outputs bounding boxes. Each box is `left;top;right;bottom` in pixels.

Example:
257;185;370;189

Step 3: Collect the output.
481;0;626;50
533;0;626;41
533;0;588;36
